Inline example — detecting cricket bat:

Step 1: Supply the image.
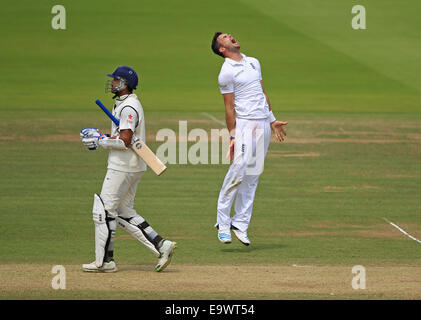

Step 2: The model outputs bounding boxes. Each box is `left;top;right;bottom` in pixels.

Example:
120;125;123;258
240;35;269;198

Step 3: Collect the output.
95;99;167;176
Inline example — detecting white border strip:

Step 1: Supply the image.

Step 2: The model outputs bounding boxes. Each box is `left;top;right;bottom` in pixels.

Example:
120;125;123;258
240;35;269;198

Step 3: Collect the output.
202;112;225;126
383;217;421;244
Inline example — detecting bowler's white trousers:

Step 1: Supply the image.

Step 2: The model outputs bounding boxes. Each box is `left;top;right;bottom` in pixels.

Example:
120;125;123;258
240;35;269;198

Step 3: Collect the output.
216;118;271;233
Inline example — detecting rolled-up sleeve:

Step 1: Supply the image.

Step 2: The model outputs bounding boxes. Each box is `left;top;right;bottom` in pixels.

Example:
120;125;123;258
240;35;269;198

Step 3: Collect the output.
119;106;139;132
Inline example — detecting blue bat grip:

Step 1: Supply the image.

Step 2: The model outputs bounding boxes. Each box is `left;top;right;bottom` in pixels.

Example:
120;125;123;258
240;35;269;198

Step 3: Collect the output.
95;99;120;126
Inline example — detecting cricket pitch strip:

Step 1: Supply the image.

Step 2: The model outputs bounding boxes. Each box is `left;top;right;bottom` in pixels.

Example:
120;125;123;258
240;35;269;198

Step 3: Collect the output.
1;264;420;299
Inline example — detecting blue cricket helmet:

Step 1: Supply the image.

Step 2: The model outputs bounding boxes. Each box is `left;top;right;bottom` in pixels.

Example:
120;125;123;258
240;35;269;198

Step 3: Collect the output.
107;66;139;90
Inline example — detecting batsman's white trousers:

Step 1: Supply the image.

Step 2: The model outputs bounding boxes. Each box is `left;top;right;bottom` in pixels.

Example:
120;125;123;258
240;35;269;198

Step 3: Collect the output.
100;169;145;219
216;118;271;232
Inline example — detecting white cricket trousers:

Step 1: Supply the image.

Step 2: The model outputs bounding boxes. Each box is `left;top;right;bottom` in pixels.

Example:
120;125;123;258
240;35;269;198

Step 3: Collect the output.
216;118;271;233
98;168;164;259
100;169;145;219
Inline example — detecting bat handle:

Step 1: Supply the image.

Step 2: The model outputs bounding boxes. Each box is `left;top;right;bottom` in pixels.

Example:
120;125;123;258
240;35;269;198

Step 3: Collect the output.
95;99;120;126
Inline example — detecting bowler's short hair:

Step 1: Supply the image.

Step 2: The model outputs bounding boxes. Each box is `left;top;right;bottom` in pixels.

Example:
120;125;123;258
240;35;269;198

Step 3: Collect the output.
211;32;224;58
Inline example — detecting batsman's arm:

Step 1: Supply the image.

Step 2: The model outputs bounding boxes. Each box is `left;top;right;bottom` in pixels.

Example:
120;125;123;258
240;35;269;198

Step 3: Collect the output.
98;130;132;148
119;129;133;148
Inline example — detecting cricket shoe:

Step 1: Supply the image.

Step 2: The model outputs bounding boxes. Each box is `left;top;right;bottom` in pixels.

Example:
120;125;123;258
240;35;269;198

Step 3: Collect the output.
81;260;118;273
231;225;250;246
155;240;177;272
218;230;232;244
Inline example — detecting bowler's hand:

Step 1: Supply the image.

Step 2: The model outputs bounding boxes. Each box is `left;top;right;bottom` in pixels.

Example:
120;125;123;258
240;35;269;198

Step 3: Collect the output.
270;120;288;142
226;139;235;162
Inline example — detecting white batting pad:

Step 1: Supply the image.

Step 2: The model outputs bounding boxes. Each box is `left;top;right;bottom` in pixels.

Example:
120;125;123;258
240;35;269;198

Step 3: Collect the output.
92;194;109;267
116;217;160;257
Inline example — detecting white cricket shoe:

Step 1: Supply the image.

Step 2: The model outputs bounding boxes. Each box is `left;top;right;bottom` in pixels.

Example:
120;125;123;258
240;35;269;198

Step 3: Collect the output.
155;240;177;272
218;230;232;244
232;227;250;246
81;260;118;273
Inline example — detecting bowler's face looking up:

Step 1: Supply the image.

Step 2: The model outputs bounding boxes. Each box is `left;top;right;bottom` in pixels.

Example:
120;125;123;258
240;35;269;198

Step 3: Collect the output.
217;33;240;55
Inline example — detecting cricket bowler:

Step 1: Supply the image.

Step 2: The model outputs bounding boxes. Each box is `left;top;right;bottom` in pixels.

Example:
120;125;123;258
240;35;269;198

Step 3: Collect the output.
211;32;288;245
80;66;177;272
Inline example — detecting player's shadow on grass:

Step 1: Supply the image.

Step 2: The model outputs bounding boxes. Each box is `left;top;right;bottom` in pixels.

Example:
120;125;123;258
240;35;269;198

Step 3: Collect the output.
220;243;285;253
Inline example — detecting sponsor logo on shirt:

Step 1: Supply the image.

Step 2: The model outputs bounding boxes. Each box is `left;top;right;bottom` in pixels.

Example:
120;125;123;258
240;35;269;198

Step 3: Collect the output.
126;114;134;124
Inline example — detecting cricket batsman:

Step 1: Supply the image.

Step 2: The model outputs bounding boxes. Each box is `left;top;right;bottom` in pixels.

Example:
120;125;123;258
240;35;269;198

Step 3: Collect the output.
80;66;177;272
211;33;288;245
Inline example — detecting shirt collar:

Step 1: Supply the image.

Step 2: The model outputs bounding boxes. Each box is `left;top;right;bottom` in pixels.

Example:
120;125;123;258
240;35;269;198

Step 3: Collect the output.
117;93;136;101
225;53;247;66
114;93;137;107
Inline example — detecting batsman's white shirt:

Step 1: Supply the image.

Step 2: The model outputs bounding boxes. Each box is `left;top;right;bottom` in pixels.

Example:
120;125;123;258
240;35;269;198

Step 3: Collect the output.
108;93;147;173
218;53;271;120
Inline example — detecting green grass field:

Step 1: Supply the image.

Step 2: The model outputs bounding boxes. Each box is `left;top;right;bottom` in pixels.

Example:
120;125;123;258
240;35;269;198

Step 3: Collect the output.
0;0;420;300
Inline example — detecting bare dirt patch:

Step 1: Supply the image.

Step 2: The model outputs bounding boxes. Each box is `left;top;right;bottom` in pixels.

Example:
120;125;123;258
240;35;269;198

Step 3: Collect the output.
267;151;320;158
303;185;381;194
1;132;169;143
38;134;82;142
1;264;421;299
0;136;15;141
282;138;405;144
386;174;419;178
323;185;380;192
306;221;338;229
279;230;339;237
115;234;201;241
407;133;421;140
166;118;219;125
279;222;413;240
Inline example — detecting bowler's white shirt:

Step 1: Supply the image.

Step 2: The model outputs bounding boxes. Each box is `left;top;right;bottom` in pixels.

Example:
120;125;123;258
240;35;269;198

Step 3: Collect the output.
218;53;271;120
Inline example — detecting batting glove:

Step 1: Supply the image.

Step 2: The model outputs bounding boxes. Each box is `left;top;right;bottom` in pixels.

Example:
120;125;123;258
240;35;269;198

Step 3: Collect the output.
80;128;101;139
80;128;101;151
98;133;108;140
82;136;99;151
